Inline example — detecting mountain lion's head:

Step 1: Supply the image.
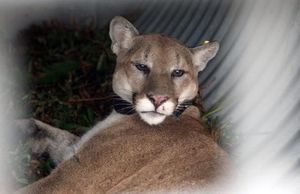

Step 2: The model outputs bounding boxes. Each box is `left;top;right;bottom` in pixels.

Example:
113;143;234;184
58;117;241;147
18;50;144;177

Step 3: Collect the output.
109;16;219;125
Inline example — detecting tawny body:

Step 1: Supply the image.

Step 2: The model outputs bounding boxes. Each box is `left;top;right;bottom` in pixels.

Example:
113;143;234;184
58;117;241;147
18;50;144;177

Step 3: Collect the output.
18;108;228;194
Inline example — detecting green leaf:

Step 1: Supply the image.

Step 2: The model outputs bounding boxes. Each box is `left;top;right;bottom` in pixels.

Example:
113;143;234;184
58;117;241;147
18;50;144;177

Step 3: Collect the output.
86;108;95;124
35;60;80;85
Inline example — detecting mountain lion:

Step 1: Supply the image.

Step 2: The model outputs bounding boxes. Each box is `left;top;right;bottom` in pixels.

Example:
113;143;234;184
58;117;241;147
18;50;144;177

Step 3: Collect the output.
16;16;229;194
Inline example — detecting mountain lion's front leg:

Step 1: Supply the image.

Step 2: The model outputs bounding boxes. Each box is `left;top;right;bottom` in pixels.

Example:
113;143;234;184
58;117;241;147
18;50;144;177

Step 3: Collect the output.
16;111;126;164
16;119;79;164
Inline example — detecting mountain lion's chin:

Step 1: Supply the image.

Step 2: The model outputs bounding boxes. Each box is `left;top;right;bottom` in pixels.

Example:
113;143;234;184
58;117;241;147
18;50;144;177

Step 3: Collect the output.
138;112;167;125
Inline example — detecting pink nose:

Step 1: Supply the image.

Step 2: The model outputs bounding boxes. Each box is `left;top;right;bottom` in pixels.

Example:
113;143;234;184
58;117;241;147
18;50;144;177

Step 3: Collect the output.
147;94;169;108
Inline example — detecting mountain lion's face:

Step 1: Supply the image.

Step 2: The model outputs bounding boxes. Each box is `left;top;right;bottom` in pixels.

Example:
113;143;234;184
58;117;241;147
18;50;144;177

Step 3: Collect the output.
109;16;219;125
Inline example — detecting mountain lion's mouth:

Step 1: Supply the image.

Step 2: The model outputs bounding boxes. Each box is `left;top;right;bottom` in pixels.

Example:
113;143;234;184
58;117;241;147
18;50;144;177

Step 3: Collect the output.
140;111;165;116
138;111;167;125
134;96;178;125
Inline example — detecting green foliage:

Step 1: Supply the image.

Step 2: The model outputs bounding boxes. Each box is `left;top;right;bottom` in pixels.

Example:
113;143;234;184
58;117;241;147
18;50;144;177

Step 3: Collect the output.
201;102;223;122
35;60;80;84
19;20;115;133
200;100;237;152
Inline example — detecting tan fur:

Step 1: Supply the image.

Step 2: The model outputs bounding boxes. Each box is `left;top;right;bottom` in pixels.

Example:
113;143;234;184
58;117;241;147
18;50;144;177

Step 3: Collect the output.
110;16;219;125
113;34;199;102
17;17;228;193
18;107;229;194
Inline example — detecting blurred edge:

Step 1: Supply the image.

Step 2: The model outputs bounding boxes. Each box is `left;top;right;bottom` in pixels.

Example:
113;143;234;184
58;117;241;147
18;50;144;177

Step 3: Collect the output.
0;0;300;193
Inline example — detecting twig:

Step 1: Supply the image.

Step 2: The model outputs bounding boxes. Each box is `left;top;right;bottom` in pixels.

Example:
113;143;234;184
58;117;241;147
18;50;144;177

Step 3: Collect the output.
67;96;112;103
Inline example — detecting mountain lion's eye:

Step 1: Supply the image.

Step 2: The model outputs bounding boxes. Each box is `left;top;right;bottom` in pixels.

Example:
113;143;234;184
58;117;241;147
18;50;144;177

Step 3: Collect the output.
135;63;150;74
171;69;185;77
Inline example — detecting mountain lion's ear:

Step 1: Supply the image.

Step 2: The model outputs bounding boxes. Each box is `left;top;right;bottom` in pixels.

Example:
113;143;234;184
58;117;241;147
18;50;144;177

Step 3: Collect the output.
109;16;139;55
190;42;219;72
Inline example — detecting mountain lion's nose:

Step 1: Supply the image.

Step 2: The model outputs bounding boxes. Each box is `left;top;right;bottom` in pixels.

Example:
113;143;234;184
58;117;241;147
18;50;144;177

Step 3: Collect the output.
147;94;169;108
